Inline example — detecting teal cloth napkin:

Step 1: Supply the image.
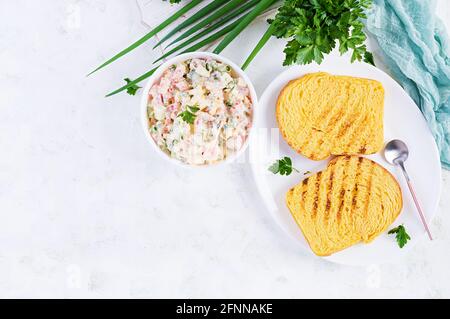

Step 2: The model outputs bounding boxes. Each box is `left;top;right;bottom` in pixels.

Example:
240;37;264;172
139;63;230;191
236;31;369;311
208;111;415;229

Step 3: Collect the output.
366;0;450;169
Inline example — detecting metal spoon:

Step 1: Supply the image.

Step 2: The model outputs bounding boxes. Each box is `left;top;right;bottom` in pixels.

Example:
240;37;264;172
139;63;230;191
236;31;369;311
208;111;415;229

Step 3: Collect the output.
384;139;433;240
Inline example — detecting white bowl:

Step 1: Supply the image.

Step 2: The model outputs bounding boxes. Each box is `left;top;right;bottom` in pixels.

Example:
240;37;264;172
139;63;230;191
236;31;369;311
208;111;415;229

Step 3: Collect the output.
140;52;258;168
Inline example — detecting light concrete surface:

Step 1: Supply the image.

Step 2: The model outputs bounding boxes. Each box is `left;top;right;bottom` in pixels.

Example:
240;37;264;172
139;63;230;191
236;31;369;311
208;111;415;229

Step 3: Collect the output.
0;0;448;298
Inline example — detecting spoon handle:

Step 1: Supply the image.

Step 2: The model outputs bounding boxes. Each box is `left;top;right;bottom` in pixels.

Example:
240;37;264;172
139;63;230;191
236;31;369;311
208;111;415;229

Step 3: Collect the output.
399;162;433;240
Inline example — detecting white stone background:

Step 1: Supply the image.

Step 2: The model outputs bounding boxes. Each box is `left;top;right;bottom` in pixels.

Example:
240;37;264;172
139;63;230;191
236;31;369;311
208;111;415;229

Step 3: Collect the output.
0;0;449;298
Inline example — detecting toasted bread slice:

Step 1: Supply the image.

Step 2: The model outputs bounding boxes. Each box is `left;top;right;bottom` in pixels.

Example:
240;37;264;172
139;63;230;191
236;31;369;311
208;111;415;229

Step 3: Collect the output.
286;156;402;256
276;72;385;160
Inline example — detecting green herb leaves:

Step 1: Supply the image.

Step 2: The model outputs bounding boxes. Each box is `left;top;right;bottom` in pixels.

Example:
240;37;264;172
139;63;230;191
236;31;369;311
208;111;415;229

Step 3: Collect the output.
178;111;196;124
187;105;200;113
268;157;299;176
271;0;374;66
97;0;376;97
124;78;141;96
178;105;200;124
388;225;411;248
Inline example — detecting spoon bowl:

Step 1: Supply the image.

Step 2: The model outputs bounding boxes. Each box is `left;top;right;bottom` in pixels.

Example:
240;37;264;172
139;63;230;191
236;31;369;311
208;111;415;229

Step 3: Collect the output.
384;139;433;240
384;139;409;165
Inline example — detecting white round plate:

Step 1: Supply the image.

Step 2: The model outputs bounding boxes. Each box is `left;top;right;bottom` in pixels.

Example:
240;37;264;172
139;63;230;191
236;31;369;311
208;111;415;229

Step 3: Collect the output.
250;56;442;265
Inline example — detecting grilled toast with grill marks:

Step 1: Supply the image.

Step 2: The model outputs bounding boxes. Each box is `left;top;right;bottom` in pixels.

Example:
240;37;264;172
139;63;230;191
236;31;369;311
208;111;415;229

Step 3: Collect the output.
276;72;385;161
286;156;402;256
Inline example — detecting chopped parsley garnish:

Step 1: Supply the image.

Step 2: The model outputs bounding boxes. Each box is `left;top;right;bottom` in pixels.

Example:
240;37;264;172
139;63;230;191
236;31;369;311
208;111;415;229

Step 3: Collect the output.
178;104;200;124
124;78;141;96
388;225;411;248
187;105;200;113
268;157;299;176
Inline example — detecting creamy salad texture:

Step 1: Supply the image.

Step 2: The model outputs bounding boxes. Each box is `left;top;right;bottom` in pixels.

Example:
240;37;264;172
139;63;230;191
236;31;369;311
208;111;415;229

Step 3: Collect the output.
147;58;253;165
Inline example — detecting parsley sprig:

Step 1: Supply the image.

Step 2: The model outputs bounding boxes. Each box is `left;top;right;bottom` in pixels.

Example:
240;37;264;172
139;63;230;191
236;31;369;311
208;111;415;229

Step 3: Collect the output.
178;105;200;124
388;225;411;248
124;78;141;96
268;157;299;176
270;0;374;66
